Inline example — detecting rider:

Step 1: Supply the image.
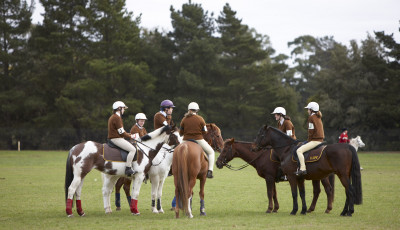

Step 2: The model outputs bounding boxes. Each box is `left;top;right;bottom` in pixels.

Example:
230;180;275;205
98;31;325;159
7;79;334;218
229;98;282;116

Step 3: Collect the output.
338;128;350;143
271;107;296;139
296;102;325;176
131;113;148;137
271;107;296;181
108;101;140;177
180;102;215;179
154;99;175;130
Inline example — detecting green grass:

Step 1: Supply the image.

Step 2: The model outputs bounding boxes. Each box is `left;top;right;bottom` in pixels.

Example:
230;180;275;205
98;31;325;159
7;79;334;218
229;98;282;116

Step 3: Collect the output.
0;151;399;229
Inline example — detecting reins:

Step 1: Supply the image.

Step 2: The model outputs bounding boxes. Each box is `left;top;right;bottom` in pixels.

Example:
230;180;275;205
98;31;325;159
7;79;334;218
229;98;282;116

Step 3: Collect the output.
223;141;267;171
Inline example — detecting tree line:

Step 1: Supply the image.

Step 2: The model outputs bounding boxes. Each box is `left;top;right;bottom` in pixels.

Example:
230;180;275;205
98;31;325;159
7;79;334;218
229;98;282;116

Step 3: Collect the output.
1;0;399;150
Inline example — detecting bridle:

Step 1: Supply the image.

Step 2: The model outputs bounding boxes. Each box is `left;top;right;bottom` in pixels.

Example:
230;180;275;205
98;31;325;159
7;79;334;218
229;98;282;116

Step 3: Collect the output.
220;141;266;171
207;130;222;152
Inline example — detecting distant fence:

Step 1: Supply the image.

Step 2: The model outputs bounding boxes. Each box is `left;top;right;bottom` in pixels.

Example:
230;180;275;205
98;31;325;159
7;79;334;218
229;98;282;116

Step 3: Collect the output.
1;127;399;151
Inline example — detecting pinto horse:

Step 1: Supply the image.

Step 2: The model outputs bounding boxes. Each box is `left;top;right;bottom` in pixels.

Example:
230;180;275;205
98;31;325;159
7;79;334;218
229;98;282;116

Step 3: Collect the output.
64;126;178;217
114;123;224;211
254;125;362;216
216;138;335;213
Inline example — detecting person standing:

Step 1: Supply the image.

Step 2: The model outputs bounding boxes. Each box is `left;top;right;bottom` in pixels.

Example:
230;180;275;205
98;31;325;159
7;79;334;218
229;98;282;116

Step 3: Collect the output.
108;101;140;176
295;102;324;176
338;128;350;143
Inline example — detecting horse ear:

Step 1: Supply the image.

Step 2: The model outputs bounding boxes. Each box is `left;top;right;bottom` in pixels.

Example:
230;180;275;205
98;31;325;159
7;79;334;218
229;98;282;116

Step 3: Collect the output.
231;138;235;143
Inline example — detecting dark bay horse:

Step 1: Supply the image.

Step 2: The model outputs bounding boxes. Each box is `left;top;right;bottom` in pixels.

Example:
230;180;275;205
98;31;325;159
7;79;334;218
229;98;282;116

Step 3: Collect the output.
216;138;335;213
254;125;362;216
64;126;178;217
114;123;224;211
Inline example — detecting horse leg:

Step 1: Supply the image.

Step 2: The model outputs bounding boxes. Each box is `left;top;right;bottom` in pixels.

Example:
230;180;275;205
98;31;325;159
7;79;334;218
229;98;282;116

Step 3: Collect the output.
114;177;124;211
66;176;82;217
321;176;333;213
288;177;299;215
187;178;196;218
265;177;274;213
151;175;160;213
102;175;119;214
337;174;353;216
307;180;320;213
157;176;166;213
123;178;132;207
75;178;85;216
199;177;206;216
298;178;307;215
272;180;279;212
130;173;145;215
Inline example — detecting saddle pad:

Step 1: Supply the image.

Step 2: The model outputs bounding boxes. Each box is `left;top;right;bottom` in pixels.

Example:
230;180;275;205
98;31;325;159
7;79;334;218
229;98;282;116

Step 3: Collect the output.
292;145;327;163
103;144;125;162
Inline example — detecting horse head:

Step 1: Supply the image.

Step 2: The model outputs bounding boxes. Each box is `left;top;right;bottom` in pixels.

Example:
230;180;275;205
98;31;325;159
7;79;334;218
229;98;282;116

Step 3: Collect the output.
356;136;365;148
167;126;182;148
254;125;271;151
204;123;224;152
216;138;235;169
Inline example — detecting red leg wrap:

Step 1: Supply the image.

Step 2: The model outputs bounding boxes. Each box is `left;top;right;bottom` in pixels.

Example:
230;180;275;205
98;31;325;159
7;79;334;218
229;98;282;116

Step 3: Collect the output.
76;200;85;216
66;199;73;216
130;199;140;215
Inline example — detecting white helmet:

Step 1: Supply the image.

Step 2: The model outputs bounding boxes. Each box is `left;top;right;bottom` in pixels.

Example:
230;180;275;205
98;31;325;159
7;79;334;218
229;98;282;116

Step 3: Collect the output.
135;113;147;120
271;107;286;116
188;102;200;110
305;102;319;111
113;101;128;110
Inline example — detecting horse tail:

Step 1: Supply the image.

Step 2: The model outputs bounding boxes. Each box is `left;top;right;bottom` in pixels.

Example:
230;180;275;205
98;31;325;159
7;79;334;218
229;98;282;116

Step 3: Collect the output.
328;173;335;203
65;145;75;202
175;144;190;214
349;145;363;204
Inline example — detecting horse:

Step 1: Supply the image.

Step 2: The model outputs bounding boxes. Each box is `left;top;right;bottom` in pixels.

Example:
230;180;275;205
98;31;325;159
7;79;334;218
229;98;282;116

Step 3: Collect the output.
64;125;178;217
216;138;334;213
114;123;224;212
254;125;362;216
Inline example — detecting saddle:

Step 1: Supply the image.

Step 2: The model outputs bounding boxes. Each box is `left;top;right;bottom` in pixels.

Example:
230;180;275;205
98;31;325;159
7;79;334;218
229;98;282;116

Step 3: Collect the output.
186;139;209;161
292;142;327;163
103;140;138;162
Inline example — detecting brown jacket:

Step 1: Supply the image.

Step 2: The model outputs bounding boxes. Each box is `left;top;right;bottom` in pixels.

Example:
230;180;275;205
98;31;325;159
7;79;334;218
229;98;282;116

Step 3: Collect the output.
277;119;296;140
108;114;131;139
179;114;207;140
307;114;324;142
154;112;174;129
130;124;148;137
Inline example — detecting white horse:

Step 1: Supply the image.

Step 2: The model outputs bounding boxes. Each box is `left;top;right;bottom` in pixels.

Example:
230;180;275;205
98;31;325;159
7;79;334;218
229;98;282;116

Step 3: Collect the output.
64;126;178;217
148;132;182;214
350;136;365;170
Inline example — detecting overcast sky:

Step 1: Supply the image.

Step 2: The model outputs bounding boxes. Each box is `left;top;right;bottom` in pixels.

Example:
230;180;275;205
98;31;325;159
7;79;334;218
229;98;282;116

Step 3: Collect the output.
32;0;400;57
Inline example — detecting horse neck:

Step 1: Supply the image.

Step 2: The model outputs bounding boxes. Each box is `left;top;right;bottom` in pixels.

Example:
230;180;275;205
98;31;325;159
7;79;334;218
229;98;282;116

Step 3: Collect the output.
142;133;168;149
233;142;260;164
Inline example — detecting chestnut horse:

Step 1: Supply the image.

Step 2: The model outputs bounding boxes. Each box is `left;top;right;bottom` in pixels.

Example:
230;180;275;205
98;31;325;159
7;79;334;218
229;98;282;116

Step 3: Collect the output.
254;125;362;216
64;126;178;217
114;123;224;211
216;138;335;213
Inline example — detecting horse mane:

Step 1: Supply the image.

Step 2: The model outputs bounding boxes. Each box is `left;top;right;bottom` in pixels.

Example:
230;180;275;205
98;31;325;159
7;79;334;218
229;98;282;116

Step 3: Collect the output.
267;126;296;141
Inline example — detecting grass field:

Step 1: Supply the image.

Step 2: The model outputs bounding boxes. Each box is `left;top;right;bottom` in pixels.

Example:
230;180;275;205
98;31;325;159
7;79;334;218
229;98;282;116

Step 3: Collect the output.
0;150;399;230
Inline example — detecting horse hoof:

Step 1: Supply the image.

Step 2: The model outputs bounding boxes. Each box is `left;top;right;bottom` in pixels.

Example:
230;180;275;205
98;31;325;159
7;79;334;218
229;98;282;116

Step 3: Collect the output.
78;212;85;217
116;207;121;211
307;209;313;213
132;212;140;216
325;209;331;214
266;210;272;213
272;210;278;213
200;212;206;216
152;210;159;214
67;214;73;218
158;209;164;214
170;207;175;211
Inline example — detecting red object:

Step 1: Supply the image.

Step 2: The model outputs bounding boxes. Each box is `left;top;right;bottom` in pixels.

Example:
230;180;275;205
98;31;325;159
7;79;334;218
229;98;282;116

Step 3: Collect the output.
76;200;85;216
66;199;73;216
339;132;349;143
130;199;140;215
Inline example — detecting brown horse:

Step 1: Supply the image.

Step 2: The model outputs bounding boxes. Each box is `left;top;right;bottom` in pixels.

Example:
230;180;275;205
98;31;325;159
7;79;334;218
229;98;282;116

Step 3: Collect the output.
254;125;362;216
114;123;224;211
216;138;335;213
172;141;208;218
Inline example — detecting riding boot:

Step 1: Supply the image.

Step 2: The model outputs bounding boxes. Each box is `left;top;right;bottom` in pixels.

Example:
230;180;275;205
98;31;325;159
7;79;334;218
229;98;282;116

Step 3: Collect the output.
207;170;213;178
125;167;137;177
